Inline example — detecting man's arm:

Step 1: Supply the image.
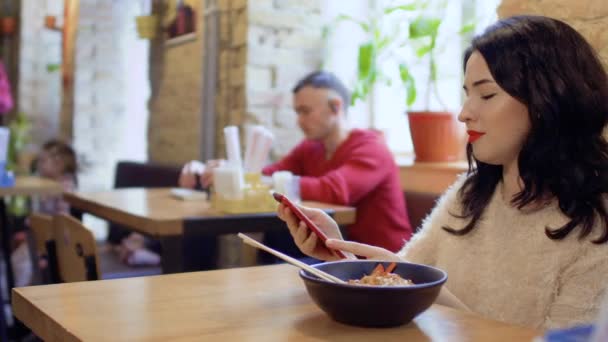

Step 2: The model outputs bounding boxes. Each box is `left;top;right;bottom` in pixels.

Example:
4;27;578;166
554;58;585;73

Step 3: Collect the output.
262;143;305;176
299;149;391;205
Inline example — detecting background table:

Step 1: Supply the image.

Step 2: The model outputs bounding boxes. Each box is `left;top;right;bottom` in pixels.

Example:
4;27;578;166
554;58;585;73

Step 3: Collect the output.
64;188;356;273
13;263;540;341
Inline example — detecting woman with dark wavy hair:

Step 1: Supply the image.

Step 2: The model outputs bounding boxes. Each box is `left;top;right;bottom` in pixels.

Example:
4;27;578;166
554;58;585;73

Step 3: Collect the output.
276;15;608;329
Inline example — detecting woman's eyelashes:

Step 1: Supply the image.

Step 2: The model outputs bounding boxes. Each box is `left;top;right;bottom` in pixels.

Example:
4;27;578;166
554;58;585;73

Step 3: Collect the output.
481;93;497;100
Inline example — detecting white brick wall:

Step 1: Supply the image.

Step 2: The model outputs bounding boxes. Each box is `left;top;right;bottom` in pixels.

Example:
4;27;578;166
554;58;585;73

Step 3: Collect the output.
19;0;63;147
243;0;324;159
72;0;150;191
19;0;150;192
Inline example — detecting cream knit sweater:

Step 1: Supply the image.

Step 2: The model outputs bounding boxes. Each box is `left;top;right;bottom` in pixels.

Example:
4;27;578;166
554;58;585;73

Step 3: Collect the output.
398;175;608;330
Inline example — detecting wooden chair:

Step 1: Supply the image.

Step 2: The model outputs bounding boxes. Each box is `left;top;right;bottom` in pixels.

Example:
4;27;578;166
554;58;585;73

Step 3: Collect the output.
53;214;101;282
29;213;53;262
51;214;161;282
28;213;61;284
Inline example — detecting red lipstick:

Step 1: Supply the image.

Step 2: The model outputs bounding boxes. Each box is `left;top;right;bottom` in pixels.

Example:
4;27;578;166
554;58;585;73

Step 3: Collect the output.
467;130;485;143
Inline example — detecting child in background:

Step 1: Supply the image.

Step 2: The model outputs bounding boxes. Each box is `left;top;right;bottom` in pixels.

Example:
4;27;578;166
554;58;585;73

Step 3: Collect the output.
35;139;78;213
11;139;77;286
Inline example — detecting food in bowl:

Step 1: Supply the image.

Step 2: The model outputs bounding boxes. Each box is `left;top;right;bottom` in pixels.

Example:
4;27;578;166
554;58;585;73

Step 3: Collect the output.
299;260;447;327
347;262;414;286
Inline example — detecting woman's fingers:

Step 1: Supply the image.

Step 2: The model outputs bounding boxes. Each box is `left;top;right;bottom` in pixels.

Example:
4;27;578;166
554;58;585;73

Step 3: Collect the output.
300;222;318;251
325;239;400;261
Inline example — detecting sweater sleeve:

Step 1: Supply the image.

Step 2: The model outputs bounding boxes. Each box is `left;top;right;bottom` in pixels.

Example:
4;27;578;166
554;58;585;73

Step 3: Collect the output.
262;143;304;176
544;244;608;329
397;174;468;266
298;144;391;205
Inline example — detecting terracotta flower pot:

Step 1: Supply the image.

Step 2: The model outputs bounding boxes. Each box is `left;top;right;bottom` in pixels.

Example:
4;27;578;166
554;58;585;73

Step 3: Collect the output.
136;15;158;39
407;111;463;162
1;17;16;35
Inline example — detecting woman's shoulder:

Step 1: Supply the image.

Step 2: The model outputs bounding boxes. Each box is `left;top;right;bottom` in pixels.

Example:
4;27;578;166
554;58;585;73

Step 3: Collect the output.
434;172;470;209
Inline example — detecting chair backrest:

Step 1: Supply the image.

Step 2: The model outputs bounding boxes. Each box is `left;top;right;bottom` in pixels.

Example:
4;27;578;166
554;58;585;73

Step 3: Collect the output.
404;191;439;232
114;161;181;188
29;213;53;259
29;213;62;283
53;214;101;282
108;161;182;244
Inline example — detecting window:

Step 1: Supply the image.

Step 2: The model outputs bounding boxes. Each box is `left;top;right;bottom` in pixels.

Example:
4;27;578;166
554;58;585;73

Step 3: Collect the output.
322;0;500;154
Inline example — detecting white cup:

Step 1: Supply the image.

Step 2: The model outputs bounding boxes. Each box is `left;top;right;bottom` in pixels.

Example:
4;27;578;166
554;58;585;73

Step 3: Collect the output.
272;171;300;203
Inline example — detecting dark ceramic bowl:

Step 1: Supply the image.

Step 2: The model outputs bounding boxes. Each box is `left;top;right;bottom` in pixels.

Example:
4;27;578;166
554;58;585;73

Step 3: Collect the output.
299;260;447;327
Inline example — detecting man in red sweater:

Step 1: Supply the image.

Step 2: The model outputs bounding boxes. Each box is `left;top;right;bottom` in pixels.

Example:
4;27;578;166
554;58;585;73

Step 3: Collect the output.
180;71;412;252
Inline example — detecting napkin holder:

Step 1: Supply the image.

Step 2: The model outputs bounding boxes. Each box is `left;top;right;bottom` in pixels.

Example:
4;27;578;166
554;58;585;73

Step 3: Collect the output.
212;173;276;214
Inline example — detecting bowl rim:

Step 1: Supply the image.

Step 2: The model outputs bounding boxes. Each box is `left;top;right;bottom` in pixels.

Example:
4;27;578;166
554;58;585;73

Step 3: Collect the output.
299;260;448;290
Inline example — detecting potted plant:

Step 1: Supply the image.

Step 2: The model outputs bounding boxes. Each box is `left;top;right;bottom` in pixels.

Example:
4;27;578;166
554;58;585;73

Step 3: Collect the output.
329;1;474;161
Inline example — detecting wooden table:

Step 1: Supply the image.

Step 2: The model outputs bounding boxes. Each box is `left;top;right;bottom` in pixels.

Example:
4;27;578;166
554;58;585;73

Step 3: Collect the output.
0;176;63;197
64;188;356;273
0;176;62;340
13;264;540;341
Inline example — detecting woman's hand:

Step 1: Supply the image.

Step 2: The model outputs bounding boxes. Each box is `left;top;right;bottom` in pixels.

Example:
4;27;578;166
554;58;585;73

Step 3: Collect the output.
277;204;401;262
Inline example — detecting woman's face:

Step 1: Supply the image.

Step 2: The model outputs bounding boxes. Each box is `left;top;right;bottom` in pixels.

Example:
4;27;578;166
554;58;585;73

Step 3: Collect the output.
458;51;531;166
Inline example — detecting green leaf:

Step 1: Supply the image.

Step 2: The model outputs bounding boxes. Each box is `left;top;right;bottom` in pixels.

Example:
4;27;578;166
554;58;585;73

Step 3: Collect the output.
415;44;433;57
335;14;369;32
350;88;361;106
406;83;417;107
384;3;419;14
377;36;391;51
409;17;441;39
399;64;417;106
459;22;475;35
357;43;375;80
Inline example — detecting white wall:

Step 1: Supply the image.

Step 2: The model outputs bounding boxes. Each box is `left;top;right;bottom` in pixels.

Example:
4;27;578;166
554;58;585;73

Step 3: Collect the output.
19;0;63;149
321;0;371;130
73;0;150;191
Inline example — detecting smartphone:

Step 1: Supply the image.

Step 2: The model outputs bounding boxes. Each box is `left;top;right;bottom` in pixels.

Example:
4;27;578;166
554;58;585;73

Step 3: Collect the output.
273;192;346;259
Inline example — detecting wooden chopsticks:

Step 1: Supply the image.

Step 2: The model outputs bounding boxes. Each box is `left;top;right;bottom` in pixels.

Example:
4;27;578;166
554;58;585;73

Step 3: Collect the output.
238;233;346;284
